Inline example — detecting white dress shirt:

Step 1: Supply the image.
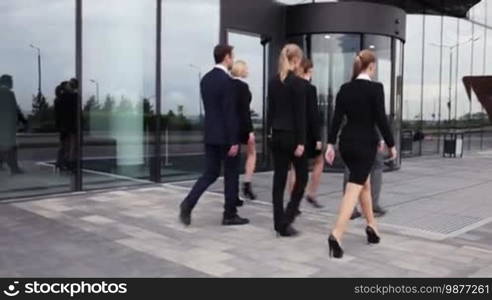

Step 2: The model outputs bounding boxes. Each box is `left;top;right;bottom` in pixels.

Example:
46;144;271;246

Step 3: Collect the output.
356;73;372;81
214;64;230;76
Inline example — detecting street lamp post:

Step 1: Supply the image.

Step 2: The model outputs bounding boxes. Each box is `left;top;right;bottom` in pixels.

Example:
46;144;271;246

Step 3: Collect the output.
189;64;203;124
430;36;480;125
29;44;42;100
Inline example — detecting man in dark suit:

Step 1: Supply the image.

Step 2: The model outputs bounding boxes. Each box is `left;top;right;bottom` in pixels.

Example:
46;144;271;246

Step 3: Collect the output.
179;45;249;226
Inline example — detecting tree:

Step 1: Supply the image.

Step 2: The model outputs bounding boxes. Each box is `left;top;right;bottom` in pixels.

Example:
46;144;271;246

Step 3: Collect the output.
30;93;55;132
102;95;115;112
83;95;101;112
117;97;133;112
32;93;49;116
177;105;184;117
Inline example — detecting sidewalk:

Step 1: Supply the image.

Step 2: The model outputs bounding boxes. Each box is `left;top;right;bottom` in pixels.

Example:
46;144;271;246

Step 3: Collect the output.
1;153;492;277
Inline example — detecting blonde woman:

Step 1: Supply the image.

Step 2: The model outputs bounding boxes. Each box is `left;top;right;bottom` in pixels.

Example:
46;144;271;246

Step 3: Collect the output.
231;60;257;201
325;50;397;258
266;44;307;237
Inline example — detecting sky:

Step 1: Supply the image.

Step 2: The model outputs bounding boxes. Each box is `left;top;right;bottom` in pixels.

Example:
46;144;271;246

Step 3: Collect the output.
1;0;491;121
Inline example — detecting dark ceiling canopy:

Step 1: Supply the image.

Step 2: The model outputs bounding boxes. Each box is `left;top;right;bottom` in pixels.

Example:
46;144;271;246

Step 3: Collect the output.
337;0;481;18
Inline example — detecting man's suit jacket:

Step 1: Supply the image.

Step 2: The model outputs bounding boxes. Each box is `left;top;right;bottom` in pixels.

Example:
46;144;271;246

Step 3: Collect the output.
201;67;239;146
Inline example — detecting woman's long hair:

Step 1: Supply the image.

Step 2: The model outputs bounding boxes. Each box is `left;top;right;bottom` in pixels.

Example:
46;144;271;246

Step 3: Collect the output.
351;49;376;81
278;44;303;82
296;57;313;77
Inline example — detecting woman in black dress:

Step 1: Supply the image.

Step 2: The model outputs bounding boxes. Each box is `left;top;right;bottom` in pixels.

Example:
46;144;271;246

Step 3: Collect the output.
267;44;307;237
325;50;397;258
231;60;257;201
287;58;324;209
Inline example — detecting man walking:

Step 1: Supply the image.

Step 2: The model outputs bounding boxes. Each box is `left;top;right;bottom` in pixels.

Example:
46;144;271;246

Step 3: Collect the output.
179;44;249;226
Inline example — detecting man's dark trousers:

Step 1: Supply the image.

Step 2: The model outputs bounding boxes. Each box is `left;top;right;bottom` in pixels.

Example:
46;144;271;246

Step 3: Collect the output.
182;144;239;218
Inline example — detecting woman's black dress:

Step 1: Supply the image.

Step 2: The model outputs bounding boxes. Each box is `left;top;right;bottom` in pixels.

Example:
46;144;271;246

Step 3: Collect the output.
232;78;253;145
327;79;395;185
302;80;321;158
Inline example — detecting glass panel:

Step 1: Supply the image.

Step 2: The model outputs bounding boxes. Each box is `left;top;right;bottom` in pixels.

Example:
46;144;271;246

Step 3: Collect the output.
421;15;441;155
456;20;473;151
364;34;401;167
311;34;360;162
161;0;220;181
0;0;74;199
394;39;404;168
363;35;392;114
227;32;267;169
441;16;456;129
82;0;155;189
403;15;424;157
469;6;486;153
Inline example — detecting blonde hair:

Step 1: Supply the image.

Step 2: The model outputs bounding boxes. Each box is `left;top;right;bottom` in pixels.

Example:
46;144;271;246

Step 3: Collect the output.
295;57;313;77
231;60;248;78
352;49;376;81
278;44;304;82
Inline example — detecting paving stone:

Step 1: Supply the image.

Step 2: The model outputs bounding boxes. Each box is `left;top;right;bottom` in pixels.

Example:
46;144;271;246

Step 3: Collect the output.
1;154;492;277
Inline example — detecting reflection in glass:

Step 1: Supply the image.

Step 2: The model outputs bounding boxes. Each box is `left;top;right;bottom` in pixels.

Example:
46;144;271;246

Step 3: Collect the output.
83;0;155;189
161;0;220;181
227;31;266;166
0;0;74;199
394;40;404;167
364;35;392;113
311;34;360;149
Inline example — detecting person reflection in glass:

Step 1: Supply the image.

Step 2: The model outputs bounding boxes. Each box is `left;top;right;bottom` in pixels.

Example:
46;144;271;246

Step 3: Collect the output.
54;79;78;172
0;74;27;175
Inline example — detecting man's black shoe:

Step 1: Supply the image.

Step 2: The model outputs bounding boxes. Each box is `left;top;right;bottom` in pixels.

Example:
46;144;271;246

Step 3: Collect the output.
276;225;299;237
236;198;244;207
179;203;191;226
222;215;249;226
350;210;362;220
373;206;387;217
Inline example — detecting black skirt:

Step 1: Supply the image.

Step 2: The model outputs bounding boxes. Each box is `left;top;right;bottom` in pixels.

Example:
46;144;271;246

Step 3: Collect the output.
340;139;377;185
305;140;322;159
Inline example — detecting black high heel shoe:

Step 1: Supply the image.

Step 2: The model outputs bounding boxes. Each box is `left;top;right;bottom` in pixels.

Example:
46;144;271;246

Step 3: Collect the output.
365;226;381;244
328;234;344;258
306;196;323;208
242;182;257;200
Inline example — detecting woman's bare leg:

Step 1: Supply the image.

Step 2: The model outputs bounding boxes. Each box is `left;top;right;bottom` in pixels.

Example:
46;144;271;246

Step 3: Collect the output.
287;164;295;194
359;177;378;232
331;182;364;241
244;139;257;183
307;154;324;198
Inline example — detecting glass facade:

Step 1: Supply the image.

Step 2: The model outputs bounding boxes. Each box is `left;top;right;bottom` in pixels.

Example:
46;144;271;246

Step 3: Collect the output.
1;0;492;200
82;0;155;189
403;1;492;156
161;0;220;182
0;0;75;199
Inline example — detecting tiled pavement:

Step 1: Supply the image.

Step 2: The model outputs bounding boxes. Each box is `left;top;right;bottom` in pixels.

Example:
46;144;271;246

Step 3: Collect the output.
1;153;492;277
